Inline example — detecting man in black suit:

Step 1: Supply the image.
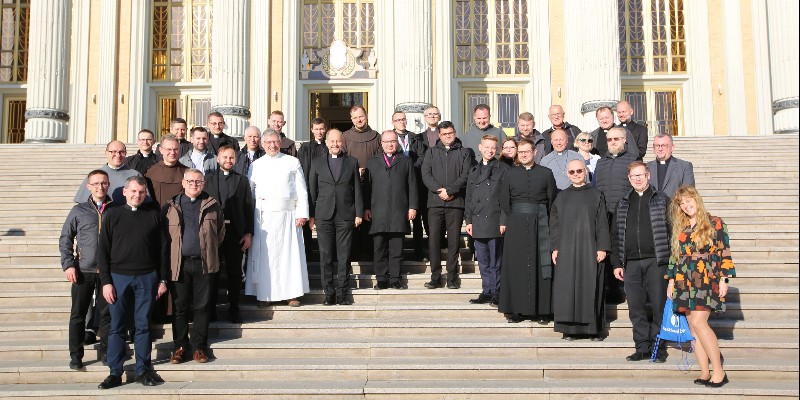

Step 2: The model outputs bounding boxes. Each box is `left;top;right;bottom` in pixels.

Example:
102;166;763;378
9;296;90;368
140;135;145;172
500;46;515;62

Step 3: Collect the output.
204;146;254;322
646;133;695;198
616;101;648;160
364;130;418;290
308;129;364;305
206;112;241;154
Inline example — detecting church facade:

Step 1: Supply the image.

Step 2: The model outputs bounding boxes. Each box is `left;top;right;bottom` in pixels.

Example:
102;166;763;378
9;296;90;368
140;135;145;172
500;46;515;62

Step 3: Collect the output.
1;0;797;144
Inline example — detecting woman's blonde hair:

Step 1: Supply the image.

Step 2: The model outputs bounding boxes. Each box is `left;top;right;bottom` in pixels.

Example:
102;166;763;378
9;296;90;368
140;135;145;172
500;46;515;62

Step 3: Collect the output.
574;132;592;150
669;185;714;258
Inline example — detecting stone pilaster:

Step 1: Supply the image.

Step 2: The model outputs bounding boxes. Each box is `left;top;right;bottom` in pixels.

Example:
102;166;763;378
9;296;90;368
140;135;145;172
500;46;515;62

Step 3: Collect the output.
211;0;251;138
96;0;120;143
767;0;799;134
249;0;270;131
563;0;621;130
24;0;71;143
393;0;432;132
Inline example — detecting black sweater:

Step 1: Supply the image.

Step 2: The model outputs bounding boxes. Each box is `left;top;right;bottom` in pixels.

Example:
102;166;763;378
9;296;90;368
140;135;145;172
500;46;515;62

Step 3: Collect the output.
97;204;165;286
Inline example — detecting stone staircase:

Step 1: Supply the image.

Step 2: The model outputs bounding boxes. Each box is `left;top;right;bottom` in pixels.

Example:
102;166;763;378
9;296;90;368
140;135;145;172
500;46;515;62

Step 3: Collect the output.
0;136;797;398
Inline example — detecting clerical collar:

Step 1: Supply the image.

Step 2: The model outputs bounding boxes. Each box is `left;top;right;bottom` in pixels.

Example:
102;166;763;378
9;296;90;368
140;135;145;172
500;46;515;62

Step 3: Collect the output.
659;157;672;165
213;134;220;138
108;164;122;170
444;145;450;150
187;196;197;202
636;190;646;196
330;154;339;159
384;152;395;157
429;127;437;131
126;204;138;211
556;151;563;156
482;160;490;165
222;170;230;176
142;151;151;157
315;140;322;144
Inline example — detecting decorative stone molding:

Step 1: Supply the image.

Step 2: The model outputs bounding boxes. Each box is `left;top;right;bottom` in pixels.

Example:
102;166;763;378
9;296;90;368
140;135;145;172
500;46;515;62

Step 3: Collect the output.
25;108;70;122
395;102;432;114
580;100;619;115
774;127;799;134
772;97;799;114
300;40;377;80
211;105;252;119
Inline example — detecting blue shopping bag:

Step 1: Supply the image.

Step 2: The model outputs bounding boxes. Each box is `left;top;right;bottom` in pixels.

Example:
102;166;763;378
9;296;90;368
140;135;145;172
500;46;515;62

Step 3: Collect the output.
650;297;695;367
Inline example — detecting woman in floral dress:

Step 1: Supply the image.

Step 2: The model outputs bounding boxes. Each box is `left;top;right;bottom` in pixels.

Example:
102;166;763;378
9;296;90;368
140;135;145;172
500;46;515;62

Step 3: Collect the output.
667;185;736;388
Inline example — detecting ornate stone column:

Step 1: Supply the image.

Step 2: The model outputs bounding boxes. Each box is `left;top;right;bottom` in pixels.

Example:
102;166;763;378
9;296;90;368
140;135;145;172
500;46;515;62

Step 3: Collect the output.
767;0;799;134
96;0;119;143
24;0;71;143
393;0;432;132
563;0;621;130
211;0;251;138
249;1;270;130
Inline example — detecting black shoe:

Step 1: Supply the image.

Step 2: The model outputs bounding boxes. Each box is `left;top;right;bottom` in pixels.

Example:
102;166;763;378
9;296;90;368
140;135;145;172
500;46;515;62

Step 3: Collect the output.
228;309;242;324
84;331;98;345
446;281;460;289
390;281;407;290
536;316;550;325
98;374;122;389
694;377;711;385
337;298;353;306
653;351;668;363
704;374;729;388
589;335;604;342
373;281;389;290
626;351;649;361
489;296;499;307
135;370;164;386
469;294;492;304
562;334;576;341
323;295;336;305
507;314;523;323
69;359;84;370
424;280;442;289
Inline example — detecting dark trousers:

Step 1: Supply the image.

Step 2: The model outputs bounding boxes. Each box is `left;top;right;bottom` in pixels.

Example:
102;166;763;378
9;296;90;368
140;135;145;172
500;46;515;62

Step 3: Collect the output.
316;218;354;296
209;232;243;315
624;258;667;353
373;233;404;284
69;271;109;361
107;271;157;377
172;258;211;351
428;207;464;282
474;237;503;296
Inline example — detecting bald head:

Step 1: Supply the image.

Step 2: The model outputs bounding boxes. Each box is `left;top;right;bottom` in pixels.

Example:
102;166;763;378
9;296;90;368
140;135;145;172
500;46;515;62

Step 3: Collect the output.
105;141;127;168
551;129;568;152
548;105;566;128
616;101;634;124
325;129;343;155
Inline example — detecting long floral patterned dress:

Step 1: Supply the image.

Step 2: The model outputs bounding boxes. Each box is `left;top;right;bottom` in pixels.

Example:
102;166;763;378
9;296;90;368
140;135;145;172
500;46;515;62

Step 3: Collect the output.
668;215;737;313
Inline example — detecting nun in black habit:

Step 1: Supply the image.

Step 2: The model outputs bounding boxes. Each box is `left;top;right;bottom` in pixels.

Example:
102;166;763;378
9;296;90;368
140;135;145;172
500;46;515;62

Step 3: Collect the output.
550;159;612;340
498;139;557;323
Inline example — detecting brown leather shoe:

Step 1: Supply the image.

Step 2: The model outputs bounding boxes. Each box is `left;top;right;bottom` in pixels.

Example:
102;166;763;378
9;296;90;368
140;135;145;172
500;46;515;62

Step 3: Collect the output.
170;347;186;364
193;349;208;363
288;299;301;307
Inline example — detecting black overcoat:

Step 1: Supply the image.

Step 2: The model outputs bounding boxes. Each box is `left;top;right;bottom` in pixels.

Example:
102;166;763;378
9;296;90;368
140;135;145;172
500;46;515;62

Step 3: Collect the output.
364;153;418;234
465;159;509;238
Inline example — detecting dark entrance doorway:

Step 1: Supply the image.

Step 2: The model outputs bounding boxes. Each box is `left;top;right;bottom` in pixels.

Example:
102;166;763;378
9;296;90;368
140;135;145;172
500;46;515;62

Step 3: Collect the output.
308;92;368;132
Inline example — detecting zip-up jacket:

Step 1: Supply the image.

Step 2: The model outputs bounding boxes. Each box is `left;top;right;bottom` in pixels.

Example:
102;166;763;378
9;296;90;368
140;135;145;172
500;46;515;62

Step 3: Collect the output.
421;138;474;209
59;196;113;273
611;185;671;268
162;192;226;281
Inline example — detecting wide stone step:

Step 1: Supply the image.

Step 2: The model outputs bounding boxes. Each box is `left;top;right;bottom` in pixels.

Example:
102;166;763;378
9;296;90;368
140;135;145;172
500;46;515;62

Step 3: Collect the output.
0;357;797;386
3;335;796;363
0;378;797;399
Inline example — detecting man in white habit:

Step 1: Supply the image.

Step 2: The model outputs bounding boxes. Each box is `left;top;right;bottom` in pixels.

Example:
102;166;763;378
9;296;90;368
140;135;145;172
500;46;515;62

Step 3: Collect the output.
246;129;310;307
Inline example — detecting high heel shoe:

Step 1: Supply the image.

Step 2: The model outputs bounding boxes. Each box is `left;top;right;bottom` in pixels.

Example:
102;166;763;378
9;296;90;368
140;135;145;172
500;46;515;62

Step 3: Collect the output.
704;373;729;388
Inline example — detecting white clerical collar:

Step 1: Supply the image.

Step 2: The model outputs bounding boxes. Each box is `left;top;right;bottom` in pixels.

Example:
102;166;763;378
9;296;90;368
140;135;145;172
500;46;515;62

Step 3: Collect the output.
429;127;437;131
556;151;563;156
188;196;197;201
108;164;122;170
482;160;489;165
142;152;151;157
213;134;220;138
330;154;339;159
222;170;230;175
444;146;450;150
315;140;322;144
636;190;645;196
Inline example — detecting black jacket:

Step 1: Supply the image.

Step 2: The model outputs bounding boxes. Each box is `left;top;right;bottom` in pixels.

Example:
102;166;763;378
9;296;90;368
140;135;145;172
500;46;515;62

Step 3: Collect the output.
618;120;648;160
590;127;637;158
234;147;265;176
421;138;474;209
396;130;428;169
308;154;363;221
208;132;241;154
611;185;671;267
465;159;509;238
595;145;638;215
124;151;160;175
204;169;254;239
541;122;582;156
59;196;113;273
364;153;418;234
298;139;328;178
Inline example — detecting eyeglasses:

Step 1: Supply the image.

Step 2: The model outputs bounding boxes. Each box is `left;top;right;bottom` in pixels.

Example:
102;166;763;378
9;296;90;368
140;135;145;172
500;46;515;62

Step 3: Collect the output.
577;138;593;143
138;138;154;142
184;180;205;186
628;173;648;180
517;150;533;155
425;112;440;116
88;182;110;187
653;144;672;148
381;140;398;144
392;118;407;122
606;137;623;142
207;121;224;126
567;169;586;175
548;113;564;117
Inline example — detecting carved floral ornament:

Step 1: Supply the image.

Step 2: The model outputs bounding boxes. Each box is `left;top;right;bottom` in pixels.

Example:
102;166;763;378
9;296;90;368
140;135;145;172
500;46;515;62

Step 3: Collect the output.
300;40;378;80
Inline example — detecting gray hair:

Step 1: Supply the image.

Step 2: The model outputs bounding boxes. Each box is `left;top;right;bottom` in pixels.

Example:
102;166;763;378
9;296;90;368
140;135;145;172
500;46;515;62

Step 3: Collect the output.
184;168;204;178
607;126;627;139
161;134;179;146
654;133;674;144
261;128;280;140
244;126;261;136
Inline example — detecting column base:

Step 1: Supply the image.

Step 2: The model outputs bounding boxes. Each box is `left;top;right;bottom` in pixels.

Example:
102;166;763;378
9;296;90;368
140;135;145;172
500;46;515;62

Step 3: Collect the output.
24;118;69;143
